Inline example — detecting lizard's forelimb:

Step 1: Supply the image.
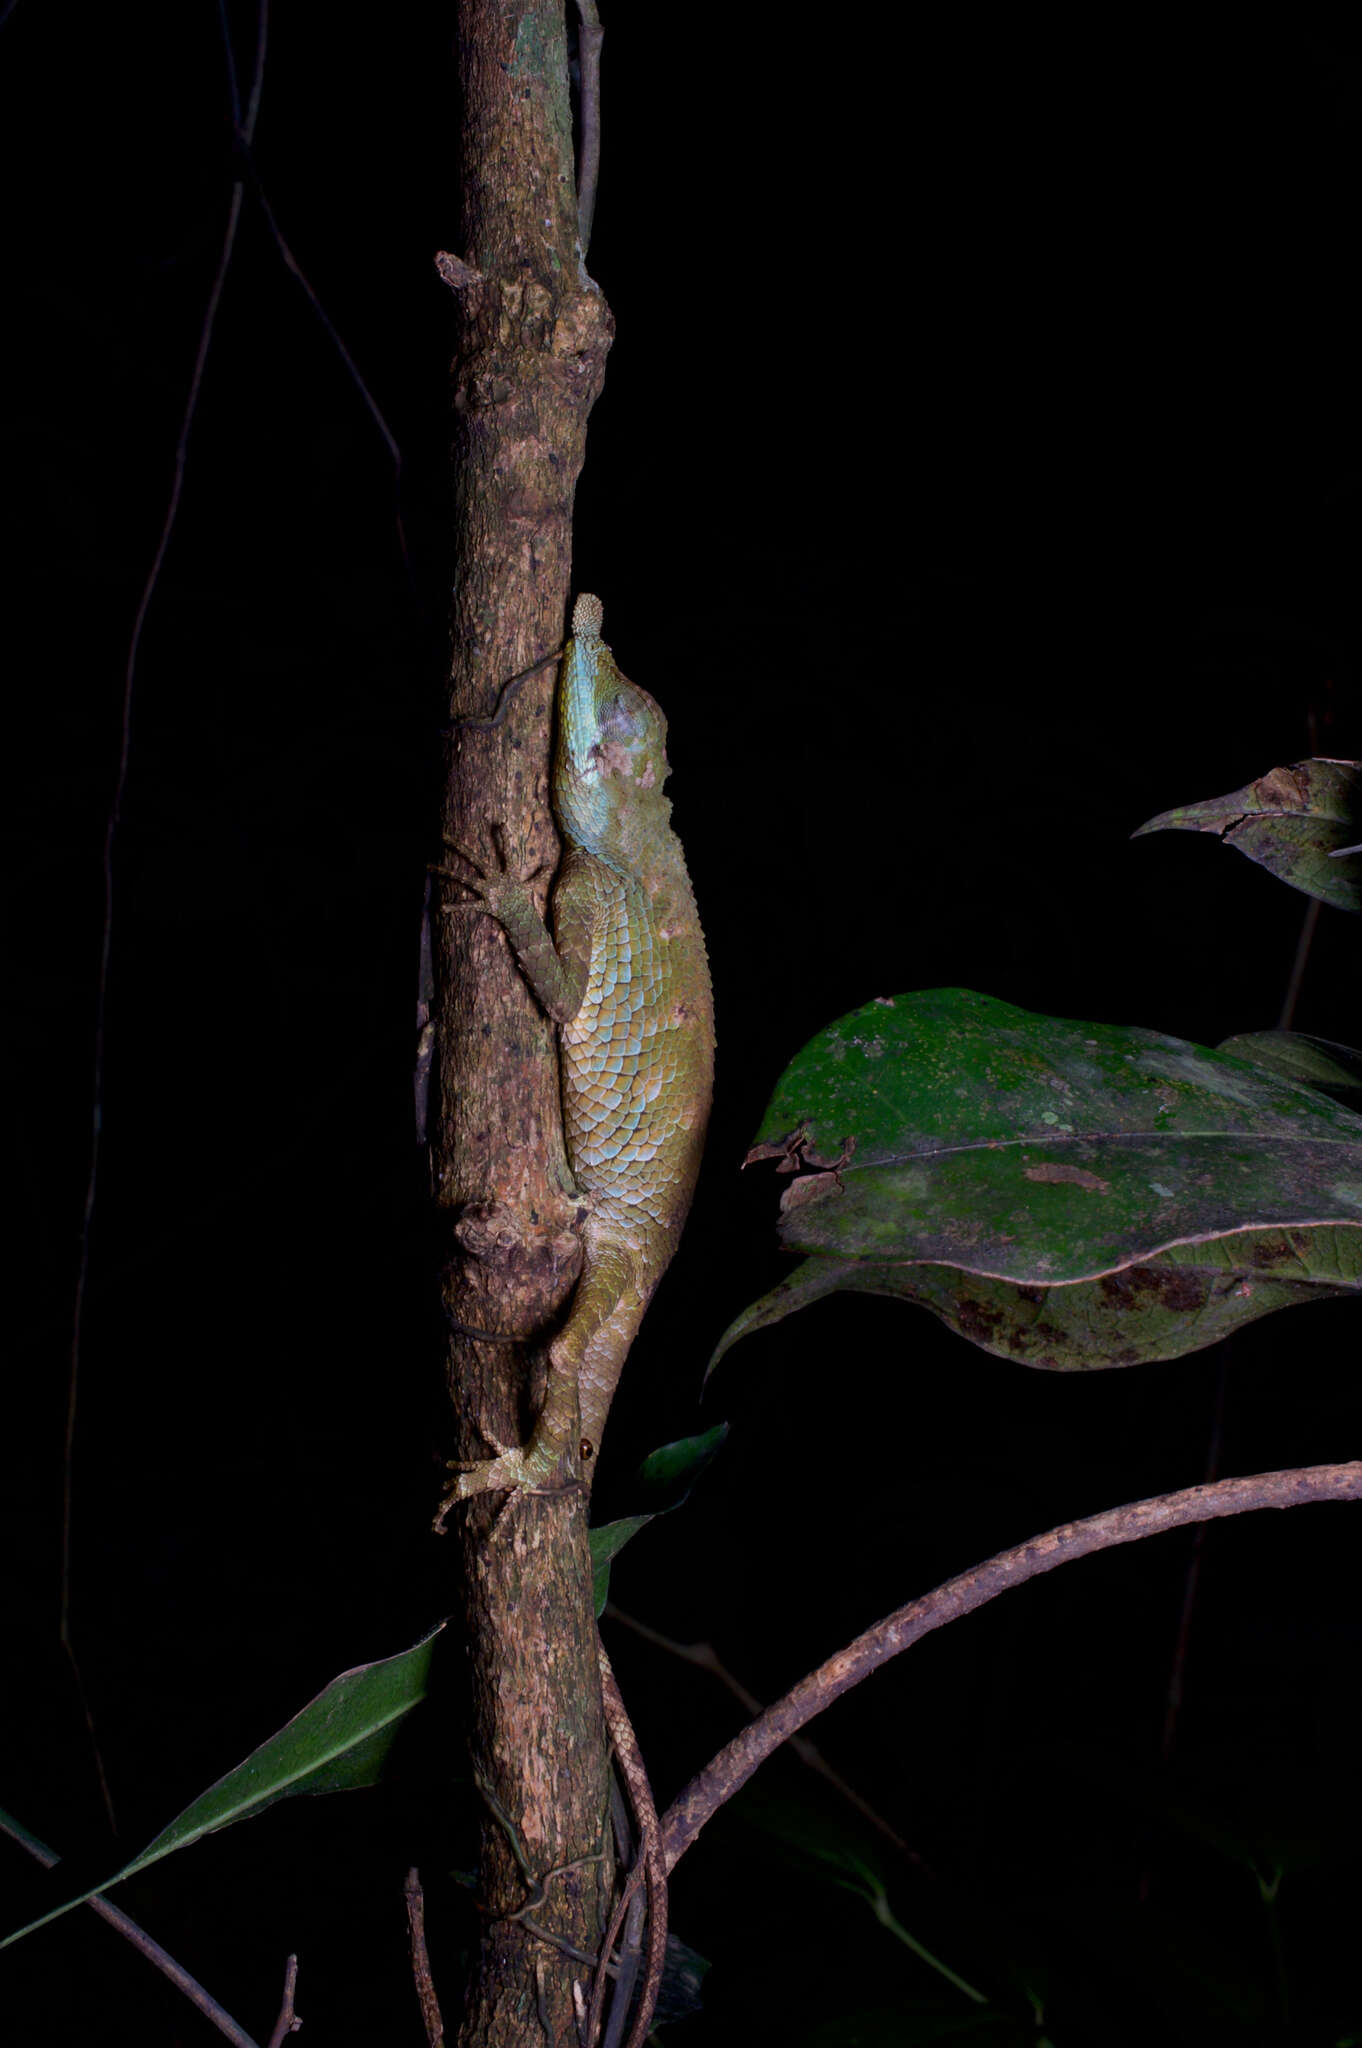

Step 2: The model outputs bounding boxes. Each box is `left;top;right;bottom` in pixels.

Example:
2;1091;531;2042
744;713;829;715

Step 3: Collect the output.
434;839;588;1028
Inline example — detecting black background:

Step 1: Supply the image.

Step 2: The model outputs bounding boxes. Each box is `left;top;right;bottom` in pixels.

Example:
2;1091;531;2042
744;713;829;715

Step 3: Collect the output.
3;10;1361;2045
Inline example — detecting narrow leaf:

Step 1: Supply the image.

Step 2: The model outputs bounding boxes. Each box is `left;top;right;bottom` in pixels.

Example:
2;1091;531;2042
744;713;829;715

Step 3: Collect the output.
587;1426;729;1612
1133;757;1362;910
589;1515;653;1615
630;1423;729;1509
2;1623;444;1950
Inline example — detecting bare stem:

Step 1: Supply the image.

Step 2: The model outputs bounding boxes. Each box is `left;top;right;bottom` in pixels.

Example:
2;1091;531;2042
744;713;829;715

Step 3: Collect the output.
605;1603;919;1865
405;1870;444;2047
264;1954;300;2048
1278;893;1321;1029
660;1463;1362;1872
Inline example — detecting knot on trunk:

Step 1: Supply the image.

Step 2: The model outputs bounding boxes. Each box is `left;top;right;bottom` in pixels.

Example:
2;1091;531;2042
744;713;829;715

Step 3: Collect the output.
452;1200;582;1294
445;263;613;417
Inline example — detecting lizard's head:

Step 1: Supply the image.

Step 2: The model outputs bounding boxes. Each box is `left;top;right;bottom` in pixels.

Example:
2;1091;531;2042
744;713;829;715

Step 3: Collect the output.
555;597;672;858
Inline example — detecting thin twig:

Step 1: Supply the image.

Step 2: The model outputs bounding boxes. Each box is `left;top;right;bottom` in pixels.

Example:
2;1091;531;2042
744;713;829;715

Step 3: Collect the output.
264;1954;300;2048
16;1029;407;1365
660;1463;1362;1872
584;1852;640;2048
605;1603;919;1865
1279;703;1325;1028
217;0;412;587
404;1870;444;2047
63;0;272;1841
589;1779;637;2047
246;172;412;584
1278;893;1321;1030
0;1808;264;2048
593;1644;667;2048
1159;1358;1228;1762
64;0;413;1824
601;1875;646;2048
573;3;603;254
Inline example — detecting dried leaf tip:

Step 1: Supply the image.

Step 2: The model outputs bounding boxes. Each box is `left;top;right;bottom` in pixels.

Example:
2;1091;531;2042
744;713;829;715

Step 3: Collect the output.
572;592;604;638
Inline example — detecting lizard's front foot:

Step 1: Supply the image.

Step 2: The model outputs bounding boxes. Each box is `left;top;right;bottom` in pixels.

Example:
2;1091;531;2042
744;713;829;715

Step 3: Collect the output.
431;829;546;927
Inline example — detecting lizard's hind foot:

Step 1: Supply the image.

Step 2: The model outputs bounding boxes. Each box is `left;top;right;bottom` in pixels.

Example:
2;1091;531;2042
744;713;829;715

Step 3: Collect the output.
431;1434;582;1530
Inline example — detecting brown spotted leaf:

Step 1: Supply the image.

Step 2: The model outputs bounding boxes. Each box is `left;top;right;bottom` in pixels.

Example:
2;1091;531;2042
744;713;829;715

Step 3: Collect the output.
709;991;1362;1377
1133;757;1362;911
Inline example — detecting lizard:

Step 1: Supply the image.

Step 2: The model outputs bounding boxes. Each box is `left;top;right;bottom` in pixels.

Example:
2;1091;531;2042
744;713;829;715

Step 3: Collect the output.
436;592;714;1508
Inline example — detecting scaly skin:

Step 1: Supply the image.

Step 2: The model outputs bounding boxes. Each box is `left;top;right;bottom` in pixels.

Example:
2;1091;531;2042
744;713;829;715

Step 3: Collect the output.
443;594;714;1502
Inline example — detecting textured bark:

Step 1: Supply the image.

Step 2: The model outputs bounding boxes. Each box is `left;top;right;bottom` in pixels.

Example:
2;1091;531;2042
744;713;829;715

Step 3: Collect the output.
436;4;614;2041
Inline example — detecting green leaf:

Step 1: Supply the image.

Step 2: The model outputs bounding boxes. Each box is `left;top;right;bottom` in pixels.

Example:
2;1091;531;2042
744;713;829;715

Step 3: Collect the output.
1133;757;1362;910
731;1782;992;2005
2;1623;444;1950
630;1422;729;1510
711;990;1362;1376
587;1425;730;1612
1217;1031;1362;1110
589;1515;654;1615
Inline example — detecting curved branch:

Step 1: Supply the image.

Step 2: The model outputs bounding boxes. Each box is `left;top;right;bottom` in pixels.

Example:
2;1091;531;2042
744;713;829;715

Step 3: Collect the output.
661;1462;1362;1872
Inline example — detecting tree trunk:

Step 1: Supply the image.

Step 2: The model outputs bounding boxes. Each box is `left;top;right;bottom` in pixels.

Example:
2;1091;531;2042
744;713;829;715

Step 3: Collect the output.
434;4;614;2041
